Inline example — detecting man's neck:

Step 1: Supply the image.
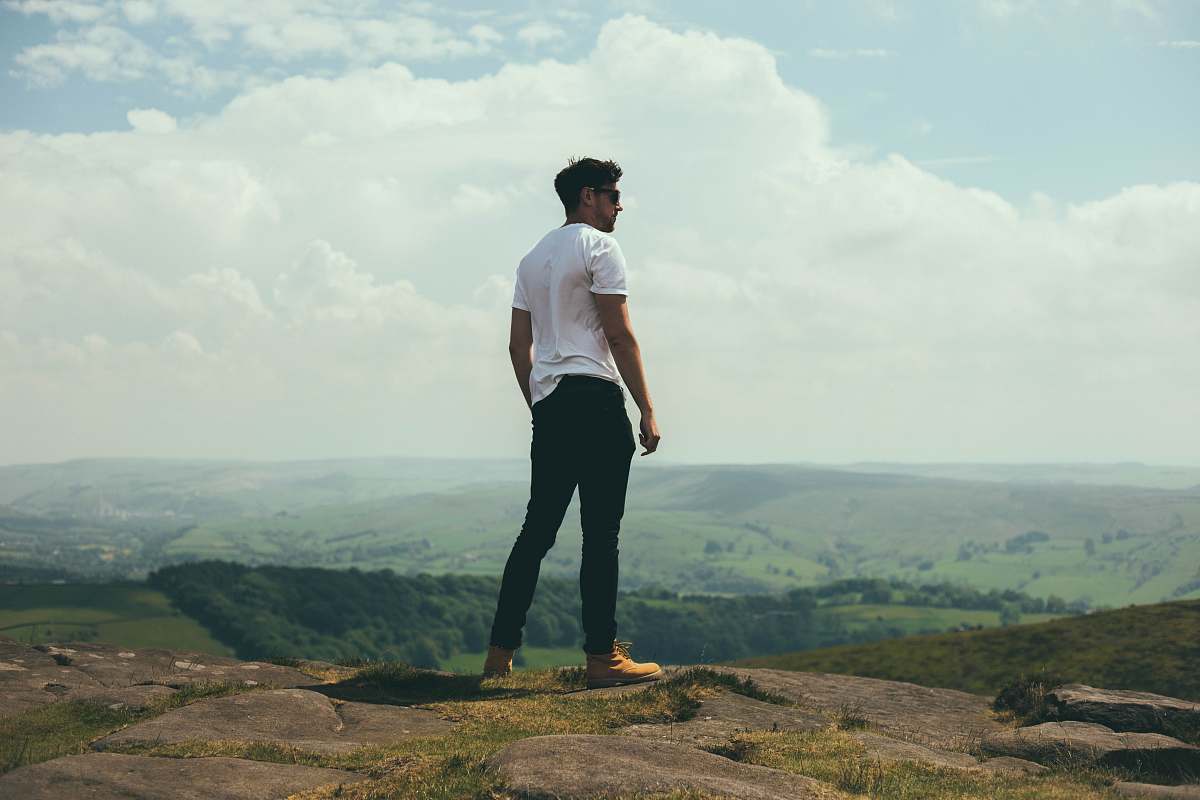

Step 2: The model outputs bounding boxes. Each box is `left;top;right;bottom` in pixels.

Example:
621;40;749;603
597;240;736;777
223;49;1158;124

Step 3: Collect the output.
562;213;594;228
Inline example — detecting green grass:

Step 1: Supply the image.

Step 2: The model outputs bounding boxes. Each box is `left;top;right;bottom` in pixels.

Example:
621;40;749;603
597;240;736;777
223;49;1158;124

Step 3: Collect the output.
0;583;232;654
704;729;1125;800
78;464;1200;606
731;598;1200;701
9;461;1200;606
825;604;1061;634
439;646;585;674
0;681;256;774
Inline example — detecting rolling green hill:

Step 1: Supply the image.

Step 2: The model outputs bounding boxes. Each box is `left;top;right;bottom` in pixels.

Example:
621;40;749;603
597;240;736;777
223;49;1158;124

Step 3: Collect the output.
3;458;1199;606
731;598;1200;701
150;468;1200;605
0;571;1070;672
142;564;1073;669
0;582;232;654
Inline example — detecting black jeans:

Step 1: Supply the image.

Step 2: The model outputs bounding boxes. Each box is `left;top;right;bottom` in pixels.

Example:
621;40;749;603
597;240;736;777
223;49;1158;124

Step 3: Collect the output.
489;375;637;655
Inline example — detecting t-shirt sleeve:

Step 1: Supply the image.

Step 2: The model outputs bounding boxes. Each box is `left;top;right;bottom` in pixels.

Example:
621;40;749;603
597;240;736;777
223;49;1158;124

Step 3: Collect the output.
512;267;530;311
587;235;629;296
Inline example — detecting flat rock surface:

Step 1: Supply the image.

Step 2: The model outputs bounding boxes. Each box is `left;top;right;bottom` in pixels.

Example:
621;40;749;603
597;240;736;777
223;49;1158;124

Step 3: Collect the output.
94;687;454;754
0;640;319;720
488;734;843;799
1048;684;1200;734
1;639;104;718
0;752;367;799
622;690;828;747
69;684;179;711
1114;783;1200;799
560;677;666;700
849;734;1047;775
705;666;1003;750
34;641;319;689
851;731;979;770
975;756;1049;776
982;721;1200;775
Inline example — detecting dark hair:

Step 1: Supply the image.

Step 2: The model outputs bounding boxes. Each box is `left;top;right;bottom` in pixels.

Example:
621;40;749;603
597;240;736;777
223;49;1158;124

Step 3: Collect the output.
554;157;623;213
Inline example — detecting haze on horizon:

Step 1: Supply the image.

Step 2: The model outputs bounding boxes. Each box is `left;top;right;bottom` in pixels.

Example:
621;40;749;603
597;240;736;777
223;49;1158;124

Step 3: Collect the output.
1;1;1197;468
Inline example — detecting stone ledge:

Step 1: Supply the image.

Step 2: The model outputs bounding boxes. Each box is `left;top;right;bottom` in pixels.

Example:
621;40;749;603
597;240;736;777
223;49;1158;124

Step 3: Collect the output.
0;752;367;800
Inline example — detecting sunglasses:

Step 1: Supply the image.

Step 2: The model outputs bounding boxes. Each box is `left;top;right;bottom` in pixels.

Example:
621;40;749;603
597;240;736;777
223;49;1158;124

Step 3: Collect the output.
588;187;621;205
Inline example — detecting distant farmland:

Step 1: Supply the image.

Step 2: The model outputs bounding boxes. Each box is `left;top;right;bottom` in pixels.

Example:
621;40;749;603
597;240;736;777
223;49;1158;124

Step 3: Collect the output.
3;458;1199;606
0;583;231;655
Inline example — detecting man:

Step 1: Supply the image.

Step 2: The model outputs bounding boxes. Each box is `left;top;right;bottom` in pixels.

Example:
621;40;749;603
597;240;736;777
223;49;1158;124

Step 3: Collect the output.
483;157;663;689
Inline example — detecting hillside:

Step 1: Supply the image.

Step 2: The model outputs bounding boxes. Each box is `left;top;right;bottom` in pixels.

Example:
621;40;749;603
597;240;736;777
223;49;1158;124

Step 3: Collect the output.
4;458;1200;606
0;583;232;655
145;563;1072;668
732;598;1200;702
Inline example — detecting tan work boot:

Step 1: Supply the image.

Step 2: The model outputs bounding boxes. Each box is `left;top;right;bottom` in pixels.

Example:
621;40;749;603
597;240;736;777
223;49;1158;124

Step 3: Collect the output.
483;644;515;678
585;641;663;689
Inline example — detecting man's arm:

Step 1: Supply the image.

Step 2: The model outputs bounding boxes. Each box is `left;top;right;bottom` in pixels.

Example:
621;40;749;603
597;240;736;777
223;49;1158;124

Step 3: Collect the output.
595;294;661;455
509;307;534;410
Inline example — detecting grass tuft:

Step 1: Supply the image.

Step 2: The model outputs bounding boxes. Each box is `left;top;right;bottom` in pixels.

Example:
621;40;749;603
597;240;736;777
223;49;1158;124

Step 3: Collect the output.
0;679;260;774
831;700;871;730
993;670;1074;722
835;758;887;795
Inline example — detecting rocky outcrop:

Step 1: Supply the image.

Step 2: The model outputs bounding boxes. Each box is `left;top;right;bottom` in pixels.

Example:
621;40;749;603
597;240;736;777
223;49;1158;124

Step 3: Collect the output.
4;636;1198;799
621;690;828;748
486;734;843;800
1113;783;1200;799
0;752;366;799
700;665;1004;749
981;720;1200;776
0;639;319;721
1047;684;1200;734
94;687;454;755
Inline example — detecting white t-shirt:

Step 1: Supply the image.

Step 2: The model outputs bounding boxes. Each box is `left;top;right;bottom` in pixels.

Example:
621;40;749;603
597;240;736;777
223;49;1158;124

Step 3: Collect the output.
512;223;629;406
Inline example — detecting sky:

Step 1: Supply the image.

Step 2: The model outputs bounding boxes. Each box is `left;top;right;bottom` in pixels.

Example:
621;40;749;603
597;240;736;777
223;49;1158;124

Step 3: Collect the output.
1;0;1197;467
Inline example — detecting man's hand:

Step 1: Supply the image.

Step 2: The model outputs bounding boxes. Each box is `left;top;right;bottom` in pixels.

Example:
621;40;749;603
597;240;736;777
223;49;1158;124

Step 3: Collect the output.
639;412;661;456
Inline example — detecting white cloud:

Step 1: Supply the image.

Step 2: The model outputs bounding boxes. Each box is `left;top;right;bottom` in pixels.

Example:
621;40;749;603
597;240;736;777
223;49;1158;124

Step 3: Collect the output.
152;2;500;61
516;21;566;47
9;1;503;92
915;155;999;167
2;15;1197;465
1157;39;1200;48
1112;0;1160;22
809;48;891;59
12;24;239;93
978;0;1164;23
121;0;155;24
127;107;177;133
3;0;110;23
468;23;503;47
14;24;156;86
859;0;900;22
978;0;1033;20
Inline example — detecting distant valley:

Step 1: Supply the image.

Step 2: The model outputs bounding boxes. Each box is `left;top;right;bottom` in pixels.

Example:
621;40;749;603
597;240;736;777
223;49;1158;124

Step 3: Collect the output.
2;458;1199;607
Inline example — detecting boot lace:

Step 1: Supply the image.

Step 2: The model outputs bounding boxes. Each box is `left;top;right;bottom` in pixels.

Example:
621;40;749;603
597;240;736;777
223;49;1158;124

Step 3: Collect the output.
613;640;634;659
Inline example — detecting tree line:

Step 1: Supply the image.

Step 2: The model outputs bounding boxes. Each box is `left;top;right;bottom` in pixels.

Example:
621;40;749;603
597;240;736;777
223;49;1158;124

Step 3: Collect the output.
148;562;1075;668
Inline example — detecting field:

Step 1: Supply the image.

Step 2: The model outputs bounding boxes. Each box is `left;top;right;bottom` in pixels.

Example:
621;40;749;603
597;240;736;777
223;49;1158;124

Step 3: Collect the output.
153;469;1200;605
4;458;1200;606
436;607;1069;673
439;646;586;673
0;583;232;654
0;578;1073;671
825;604;1060;634
733;597;1200;701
